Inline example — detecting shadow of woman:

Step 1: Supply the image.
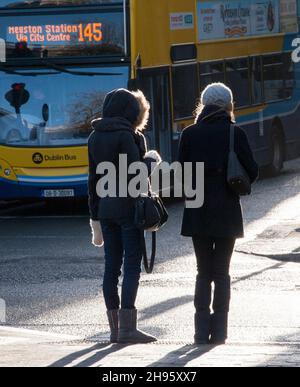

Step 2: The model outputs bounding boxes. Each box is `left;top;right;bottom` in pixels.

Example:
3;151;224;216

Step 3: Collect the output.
49;343;129;368
148;344;217;367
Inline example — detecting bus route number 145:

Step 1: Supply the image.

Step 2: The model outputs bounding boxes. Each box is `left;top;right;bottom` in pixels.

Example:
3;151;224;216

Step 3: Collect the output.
78;23;103;43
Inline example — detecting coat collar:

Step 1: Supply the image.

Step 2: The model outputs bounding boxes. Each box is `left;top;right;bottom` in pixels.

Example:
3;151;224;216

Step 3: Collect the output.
91;117;136;133
197;105;233;124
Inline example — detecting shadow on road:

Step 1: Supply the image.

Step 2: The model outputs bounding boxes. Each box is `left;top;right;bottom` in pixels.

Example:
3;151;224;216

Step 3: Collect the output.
49;343;129;368
140;295;194;322
257;331;300;367
236;249;300;263
232;262;285;284
147;344;217;367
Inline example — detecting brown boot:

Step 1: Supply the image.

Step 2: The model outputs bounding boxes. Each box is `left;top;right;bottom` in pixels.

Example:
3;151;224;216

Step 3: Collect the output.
107;310;119;343
118;309;157;344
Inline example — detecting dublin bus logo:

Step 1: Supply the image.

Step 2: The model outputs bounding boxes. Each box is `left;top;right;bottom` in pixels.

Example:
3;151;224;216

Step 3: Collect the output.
32;152;44;164
0;298;6;323
0;38;5;63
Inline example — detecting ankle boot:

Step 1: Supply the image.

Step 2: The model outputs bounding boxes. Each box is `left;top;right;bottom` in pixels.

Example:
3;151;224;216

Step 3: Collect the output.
107;310;119;343
210;312;228;345
118;309;157;344
194;312;211;344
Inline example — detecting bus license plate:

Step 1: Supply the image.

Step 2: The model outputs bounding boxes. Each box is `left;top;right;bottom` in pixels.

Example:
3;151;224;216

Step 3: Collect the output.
43;189;75;198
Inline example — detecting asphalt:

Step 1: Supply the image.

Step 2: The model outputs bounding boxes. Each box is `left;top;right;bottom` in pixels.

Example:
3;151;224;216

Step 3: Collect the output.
0;159;300;367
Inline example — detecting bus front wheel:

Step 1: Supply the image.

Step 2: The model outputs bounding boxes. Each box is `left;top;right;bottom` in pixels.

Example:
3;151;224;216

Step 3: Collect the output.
266;128;284;176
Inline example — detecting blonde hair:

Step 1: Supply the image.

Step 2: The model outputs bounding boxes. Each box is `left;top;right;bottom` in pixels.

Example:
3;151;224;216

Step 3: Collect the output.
131;89;150;131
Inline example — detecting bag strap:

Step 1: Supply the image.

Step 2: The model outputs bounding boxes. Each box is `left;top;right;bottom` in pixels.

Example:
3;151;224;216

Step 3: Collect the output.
141;231;156;274
230;124;235;152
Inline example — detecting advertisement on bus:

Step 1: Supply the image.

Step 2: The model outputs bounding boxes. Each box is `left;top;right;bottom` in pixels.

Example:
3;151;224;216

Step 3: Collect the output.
197;0;297;41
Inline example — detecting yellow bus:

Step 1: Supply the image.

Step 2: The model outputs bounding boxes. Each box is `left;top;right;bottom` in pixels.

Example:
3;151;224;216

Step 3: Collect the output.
0;0;299;200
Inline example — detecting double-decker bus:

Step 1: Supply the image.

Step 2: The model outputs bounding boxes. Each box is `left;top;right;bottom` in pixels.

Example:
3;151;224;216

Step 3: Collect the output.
0;0;130;200
0;0;300;201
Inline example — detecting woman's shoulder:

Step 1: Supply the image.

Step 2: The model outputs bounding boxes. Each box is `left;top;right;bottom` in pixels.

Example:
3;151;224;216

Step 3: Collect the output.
233;125;248;139
135;130;147;153
87;130;96;147
181;123;198;137
118;129;147;154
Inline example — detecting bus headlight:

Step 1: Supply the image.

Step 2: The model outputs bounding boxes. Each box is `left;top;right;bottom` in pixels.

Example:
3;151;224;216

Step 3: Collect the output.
4;169;11;177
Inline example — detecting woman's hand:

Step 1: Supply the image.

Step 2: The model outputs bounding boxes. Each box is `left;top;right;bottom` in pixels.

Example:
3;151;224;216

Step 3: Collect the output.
144;150;162;177
144;150;162;165
90;220;104;247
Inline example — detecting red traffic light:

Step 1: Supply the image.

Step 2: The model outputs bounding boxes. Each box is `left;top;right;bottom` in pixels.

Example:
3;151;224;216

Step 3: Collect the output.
5;83;30;112
12;83;24;92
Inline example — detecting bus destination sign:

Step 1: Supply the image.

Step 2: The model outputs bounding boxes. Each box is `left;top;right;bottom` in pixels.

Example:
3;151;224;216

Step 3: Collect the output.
1;12;125;58
8;23;103;44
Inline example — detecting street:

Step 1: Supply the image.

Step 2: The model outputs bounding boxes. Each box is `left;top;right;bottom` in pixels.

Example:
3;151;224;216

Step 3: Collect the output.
0;159;300;367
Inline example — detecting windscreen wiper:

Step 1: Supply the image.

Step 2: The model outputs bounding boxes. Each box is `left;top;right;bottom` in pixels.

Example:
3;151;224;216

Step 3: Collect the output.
42;61;123;76
0;66;59;76
0;63;123;77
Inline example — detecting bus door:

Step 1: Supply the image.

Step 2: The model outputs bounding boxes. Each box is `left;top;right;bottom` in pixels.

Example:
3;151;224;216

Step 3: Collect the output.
137;69;172;162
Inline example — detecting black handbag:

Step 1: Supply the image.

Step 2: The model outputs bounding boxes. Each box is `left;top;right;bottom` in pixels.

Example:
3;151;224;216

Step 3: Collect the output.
227;125;251;196
134;192;168;274
134;192;168;232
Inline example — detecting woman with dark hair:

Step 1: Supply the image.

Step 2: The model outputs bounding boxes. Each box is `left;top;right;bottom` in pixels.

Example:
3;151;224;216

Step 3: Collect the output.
88;88;161;344
178;83;259;345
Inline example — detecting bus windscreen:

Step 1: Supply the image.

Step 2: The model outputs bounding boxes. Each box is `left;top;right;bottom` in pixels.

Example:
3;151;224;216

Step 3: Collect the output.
0;11;125;59
0;65;129;147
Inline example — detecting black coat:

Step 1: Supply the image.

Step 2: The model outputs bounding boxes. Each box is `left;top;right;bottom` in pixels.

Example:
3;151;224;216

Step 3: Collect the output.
178;105;259;238
88;117;148;221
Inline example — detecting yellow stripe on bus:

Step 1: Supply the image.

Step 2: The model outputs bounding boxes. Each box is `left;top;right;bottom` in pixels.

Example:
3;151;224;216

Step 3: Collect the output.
0;146;88;169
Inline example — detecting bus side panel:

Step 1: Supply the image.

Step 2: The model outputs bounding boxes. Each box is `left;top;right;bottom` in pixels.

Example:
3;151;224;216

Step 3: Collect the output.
280;107;300;160
239;111;275;168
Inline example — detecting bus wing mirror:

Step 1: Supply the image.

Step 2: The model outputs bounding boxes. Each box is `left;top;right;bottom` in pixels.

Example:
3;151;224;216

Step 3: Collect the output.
42;104;49;123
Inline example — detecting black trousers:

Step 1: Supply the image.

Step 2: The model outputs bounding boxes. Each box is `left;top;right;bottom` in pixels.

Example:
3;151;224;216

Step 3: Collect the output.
192;236;235;314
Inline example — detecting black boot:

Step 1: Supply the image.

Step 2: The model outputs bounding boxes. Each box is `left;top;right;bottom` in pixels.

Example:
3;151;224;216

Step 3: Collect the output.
210;275;231;345
194;312;211;344
107;310;119;343
194;276;212;345
210;312;228;345
118;309;157;344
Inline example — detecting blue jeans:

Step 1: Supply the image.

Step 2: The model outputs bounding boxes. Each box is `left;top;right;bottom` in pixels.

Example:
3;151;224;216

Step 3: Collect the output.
100;217;143;311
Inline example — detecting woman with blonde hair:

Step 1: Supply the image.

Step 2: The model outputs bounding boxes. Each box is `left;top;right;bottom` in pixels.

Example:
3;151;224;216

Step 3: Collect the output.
179;83;258;345
88;89;161;344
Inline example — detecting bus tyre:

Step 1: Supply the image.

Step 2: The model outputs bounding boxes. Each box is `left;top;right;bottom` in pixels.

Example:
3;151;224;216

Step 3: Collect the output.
267;129;284;176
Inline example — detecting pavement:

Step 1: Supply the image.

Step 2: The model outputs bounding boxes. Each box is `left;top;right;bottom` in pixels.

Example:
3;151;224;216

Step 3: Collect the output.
0;159;300;367
1;326;300;367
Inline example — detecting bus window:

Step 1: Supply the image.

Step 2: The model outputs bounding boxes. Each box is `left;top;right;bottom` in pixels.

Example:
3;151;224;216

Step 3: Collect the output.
263;54;286;102
0;65;129;147
0;1;120;8
172;64;199;120
225;58;250;108
250;56;263;105
199;61;225;90
137;75;154;132
282;53;295;100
